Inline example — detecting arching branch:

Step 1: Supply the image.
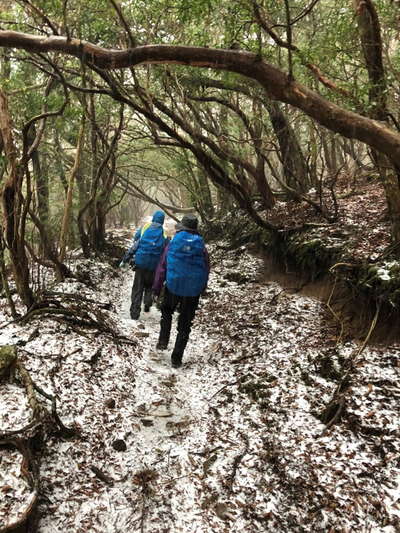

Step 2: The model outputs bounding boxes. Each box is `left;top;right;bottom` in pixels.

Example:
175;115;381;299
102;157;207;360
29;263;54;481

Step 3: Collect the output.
0;31;399;167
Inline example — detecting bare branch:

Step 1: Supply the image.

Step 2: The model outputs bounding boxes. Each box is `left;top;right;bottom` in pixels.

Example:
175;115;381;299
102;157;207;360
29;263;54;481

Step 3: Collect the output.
16;0;59;35
108;0;137;47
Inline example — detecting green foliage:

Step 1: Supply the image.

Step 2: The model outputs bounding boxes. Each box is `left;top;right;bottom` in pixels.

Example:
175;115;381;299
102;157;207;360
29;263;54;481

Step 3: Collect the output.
2;0;400;252
175;0;218;23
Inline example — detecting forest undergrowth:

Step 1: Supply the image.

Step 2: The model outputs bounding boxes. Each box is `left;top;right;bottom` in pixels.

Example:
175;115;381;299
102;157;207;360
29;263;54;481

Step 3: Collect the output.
0;222;399;532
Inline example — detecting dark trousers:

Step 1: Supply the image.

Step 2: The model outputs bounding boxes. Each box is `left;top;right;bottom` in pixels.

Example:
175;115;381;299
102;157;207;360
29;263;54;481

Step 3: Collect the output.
158;287;200;363
130;267;154;319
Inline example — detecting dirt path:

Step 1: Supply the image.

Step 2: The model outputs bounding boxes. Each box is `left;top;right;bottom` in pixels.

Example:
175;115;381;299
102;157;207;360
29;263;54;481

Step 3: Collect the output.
1;246;399;532
116;270;238;531
114;256;400;532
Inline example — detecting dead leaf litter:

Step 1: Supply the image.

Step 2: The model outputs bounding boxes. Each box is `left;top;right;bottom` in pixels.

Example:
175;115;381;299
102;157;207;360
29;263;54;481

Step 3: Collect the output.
0;244;399;532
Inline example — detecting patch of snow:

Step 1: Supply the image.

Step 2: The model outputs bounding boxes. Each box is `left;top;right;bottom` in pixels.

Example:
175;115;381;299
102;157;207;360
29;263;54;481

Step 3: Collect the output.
0;243;399;531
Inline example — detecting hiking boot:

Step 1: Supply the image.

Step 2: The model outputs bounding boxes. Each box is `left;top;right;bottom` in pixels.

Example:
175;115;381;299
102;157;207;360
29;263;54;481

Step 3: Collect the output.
156;342;168;350
130;312;139;320
171;354;182;368
144;305;150;312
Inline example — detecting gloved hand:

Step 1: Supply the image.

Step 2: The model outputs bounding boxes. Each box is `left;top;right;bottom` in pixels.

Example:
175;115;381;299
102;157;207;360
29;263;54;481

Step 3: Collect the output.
152;292;159;304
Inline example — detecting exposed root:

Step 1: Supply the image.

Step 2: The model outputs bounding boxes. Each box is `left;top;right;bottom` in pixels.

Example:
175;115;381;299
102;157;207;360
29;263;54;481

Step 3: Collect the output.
90;465;115;486
132;468;159;533
31;380;76;438
0;347;78;531
325;275;345;345
320;302;381;434
20;293;122;339
0;438;40;533
226;434;249;493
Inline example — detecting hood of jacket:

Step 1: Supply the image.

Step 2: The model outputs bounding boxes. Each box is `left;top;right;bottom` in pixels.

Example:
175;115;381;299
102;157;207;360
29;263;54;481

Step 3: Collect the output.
152;210;165;224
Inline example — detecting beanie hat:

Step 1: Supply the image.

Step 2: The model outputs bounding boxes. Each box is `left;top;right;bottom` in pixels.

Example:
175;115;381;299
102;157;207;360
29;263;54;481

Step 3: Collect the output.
180;214;198;230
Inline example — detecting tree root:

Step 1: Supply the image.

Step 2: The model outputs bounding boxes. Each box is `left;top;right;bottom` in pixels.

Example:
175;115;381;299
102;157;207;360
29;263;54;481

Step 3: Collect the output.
0;347;77;532
208;377;245;401
0;438;40;533
90;465;115;486
226;434;249;493
320;397;346;436
19;293;138;346
21;305;115;332
31;380;76;438
319;302;381;435
20;295;119;338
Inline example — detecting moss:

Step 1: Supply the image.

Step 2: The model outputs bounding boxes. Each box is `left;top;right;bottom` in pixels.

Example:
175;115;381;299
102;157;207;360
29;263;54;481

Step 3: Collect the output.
267;228;400;308
207;211;400;313
266;230;342;281
389;288;400;307
204;210;266;246
356;261;400;306
0;345;17;379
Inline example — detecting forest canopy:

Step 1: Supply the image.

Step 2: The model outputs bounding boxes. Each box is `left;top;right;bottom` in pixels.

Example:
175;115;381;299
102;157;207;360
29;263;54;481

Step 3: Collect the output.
0;0;400;307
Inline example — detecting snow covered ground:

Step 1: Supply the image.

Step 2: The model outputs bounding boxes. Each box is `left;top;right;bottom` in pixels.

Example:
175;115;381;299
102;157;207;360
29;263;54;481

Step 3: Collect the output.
0;244;399;532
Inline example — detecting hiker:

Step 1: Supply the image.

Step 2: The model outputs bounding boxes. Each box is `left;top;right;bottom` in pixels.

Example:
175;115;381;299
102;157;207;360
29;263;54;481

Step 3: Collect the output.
120;210;168;320
152;214;210;368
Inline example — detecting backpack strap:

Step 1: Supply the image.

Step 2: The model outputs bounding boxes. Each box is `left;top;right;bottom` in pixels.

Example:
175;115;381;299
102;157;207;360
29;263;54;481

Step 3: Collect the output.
141;222;167;239
140;222;152;237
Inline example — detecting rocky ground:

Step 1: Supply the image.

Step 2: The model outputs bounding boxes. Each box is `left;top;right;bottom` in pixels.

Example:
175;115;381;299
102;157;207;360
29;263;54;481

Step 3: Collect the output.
0;236;399;532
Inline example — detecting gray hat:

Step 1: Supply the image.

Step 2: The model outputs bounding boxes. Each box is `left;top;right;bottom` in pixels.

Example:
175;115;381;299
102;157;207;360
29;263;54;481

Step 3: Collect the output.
180;214;198;230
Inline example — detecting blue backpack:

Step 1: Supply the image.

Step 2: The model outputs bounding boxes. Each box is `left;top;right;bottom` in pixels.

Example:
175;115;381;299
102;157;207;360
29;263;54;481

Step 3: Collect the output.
166;231;208;297
134;223;166;271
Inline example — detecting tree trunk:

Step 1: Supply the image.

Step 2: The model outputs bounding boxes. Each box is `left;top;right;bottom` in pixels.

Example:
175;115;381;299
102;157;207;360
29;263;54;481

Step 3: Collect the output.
0;88;34;308
196;168;214;217
252;99;276;207
27;124;50;233
321;129;335;175
59;115;85;262
354;0;400;242
53;128;68;192
267;101;309;193
76;165;91;257
0;229;17;318
375;153;400;243
92;205;106;251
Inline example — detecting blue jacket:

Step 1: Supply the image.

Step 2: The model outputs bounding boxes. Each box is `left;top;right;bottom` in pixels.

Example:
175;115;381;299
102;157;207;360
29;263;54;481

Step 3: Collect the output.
123;211;167;271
